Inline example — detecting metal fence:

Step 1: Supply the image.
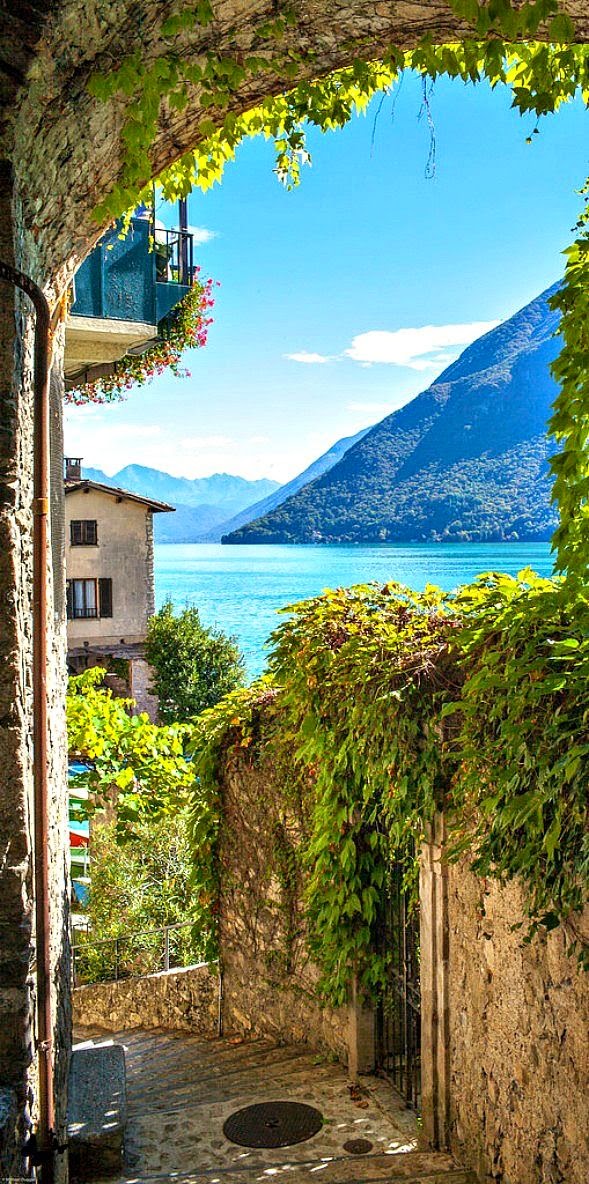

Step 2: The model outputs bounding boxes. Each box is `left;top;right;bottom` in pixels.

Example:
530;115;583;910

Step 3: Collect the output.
374;863;421;1111
72;919;203;987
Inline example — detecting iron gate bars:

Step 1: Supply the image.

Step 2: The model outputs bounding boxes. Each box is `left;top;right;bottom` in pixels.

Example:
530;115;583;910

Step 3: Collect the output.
375;862;421;1111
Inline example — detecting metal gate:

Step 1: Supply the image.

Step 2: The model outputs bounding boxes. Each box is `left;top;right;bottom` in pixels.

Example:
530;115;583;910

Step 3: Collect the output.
374;863;421;1110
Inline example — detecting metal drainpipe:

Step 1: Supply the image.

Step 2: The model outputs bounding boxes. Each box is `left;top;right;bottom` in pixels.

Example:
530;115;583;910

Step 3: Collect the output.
0;261;55;1181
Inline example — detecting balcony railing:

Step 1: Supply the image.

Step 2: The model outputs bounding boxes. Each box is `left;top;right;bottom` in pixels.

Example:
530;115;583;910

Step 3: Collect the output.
70;217;195;327
155;228;195;288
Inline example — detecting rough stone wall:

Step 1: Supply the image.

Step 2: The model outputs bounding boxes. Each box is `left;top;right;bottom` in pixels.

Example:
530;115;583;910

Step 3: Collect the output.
129;656;159;721
218;753;348;1062
446;865;589;1184
73;963;220;1036
0;171;70;1176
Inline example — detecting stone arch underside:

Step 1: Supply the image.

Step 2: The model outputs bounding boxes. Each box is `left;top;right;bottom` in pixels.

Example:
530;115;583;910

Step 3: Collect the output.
5;0;589;289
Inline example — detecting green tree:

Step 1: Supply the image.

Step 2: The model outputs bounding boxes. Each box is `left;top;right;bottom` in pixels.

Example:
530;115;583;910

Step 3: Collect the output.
75;813;203;983
146;600;245;723
67;666;193;826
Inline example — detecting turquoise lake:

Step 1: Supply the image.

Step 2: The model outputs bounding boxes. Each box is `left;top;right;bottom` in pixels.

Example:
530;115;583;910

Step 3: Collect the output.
155;542;554;679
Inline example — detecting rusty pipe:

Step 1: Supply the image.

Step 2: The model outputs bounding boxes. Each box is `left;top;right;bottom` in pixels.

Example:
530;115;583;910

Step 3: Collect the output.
0;261;54;1181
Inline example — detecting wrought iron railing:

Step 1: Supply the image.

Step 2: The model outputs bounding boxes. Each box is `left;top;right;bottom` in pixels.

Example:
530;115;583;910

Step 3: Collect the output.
154;228;195;287
72;919;203;987
374;863;421;1110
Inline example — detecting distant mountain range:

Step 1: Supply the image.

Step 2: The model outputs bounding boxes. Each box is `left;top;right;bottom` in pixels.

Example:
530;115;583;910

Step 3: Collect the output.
202;427;370;541
81;464;281;542
82;429;374;543
224;284;561;545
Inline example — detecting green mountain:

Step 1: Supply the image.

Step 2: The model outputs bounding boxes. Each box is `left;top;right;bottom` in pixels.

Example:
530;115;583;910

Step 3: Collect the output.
224;285;561;545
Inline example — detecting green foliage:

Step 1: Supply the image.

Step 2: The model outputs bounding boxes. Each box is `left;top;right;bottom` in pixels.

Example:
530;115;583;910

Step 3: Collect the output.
67;666;193;826
451;573;589;938
74;813;202;983
185;680;276;961
548;186;589;578
186;575;588;1005
145;600;245;723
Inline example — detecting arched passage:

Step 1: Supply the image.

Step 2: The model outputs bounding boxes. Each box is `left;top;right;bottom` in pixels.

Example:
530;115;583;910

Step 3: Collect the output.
0;3;588;1179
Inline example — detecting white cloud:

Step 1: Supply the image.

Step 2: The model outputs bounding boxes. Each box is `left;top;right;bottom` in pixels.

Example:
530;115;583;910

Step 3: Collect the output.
344;321;499;370
187;225;218;245
284;351;331;365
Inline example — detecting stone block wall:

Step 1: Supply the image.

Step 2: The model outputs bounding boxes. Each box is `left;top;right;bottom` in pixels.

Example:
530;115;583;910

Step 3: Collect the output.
73;963;220;1036
218;754;348;1063
0;177;71;1176
445;867;589;1184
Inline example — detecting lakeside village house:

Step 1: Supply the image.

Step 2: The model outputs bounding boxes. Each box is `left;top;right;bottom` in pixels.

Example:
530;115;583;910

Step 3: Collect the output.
64;456;173;714
64;457;173;904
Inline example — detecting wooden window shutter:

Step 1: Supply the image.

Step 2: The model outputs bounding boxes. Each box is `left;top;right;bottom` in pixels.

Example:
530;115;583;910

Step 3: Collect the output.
99;578;113;618
66;580;74;620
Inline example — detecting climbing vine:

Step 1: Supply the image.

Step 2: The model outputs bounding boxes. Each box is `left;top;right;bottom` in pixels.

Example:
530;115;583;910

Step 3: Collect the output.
187;575;588;1004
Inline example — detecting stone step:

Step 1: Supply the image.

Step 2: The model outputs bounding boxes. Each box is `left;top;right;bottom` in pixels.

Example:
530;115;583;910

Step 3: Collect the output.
104;1151;476;1184
68;1043;127;1181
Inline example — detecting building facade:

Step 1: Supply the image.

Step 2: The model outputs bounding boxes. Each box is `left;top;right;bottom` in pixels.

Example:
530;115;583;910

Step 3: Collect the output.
64;458;173;718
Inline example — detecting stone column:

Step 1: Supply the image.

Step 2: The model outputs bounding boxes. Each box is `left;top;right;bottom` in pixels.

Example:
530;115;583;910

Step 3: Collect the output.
0;163;70;1178
419;811;450;1149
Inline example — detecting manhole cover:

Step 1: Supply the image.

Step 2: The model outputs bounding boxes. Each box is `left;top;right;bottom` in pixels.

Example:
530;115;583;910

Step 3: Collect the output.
343;1139;374;1155
223;1101;323;1148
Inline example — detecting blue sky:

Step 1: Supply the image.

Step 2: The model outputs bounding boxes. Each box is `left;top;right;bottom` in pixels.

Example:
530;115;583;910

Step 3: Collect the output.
65;72;587;483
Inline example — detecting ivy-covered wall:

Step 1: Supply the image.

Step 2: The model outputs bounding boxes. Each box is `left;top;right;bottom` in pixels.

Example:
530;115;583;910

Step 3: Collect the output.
217;748;348;1062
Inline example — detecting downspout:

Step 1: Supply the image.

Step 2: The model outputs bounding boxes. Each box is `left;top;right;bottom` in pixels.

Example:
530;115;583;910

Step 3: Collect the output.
0;262;55;1181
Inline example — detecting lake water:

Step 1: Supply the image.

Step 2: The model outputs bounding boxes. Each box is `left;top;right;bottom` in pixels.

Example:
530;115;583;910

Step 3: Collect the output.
155;542;554;679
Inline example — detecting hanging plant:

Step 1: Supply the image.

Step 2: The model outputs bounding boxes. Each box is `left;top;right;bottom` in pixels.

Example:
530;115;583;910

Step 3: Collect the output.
65;270;217;406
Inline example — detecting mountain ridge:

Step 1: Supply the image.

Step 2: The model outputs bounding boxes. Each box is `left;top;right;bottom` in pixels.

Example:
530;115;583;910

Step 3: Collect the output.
204;426;371;541
223;284;561;545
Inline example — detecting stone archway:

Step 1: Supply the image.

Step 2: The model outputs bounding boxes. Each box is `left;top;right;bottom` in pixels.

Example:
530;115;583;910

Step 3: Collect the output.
0;3;588;1178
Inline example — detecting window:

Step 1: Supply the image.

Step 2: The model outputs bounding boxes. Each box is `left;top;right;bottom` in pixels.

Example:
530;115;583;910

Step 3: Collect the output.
71;519;98;546
66;579;98;620
67;578;113;620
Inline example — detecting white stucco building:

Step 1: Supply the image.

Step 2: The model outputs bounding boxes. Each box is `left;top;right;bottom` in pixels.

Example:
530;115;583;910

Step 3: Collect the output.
64;457;173;716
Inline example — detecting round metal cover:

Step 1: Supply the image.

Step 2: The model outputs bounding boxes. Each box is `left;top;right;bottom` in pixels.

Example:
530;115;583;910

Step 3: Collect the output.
223;1101;323;1148
343;1138;374;1155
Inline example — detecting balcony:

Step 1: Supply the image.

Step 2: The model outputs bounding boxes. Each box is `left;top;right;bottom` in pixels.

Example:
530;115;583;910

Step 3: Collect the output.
64;215;195;388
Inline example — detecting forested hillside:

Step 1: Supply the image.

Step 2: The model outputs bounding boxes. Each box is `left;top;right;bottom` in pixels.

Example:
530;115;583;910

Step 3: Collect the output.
224;285;561;545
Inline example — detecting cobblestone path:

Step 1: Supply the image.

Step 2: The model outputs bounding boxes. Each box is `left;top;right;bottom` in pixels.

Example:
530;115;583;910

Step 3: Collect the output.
74;1027;475;1184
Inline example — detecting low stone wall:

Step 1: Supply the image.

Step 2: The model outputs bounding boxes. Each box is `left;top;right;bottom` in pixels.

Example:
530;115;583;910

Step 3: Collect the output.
218;754;348;1063
73;963;220;1036
446;864;589;1184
